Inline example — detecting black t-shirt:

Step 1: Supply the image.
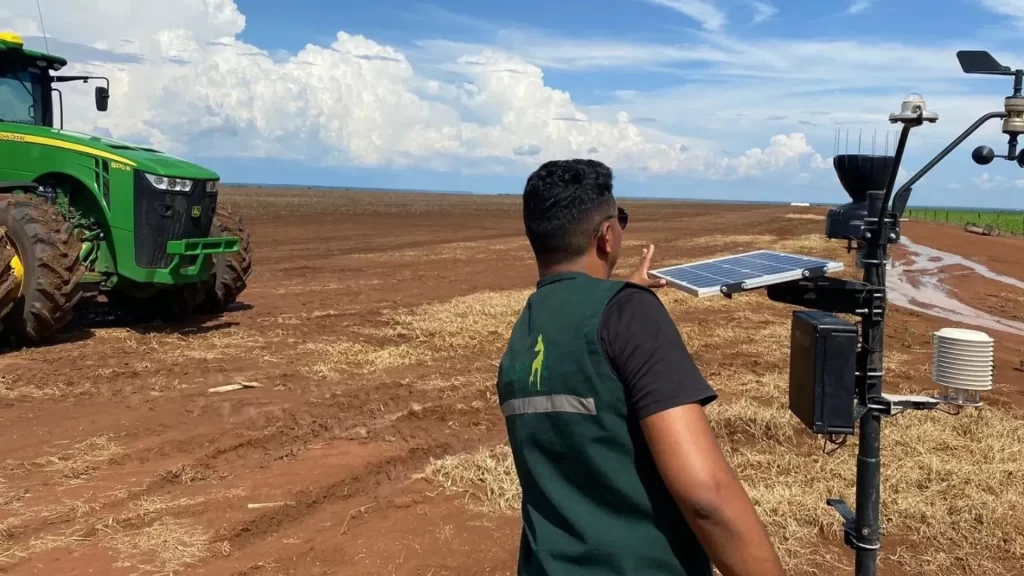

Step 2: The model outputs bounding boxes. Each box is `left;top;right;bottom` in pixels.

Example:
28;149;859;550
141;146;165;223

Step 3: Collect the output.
599;287;717;420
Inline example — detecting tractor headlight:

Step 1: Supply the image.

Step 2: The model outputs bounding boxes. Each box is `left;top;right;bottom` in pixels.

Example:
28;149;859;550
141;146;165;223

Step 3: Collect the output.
206;180;218;193
143;172;194;191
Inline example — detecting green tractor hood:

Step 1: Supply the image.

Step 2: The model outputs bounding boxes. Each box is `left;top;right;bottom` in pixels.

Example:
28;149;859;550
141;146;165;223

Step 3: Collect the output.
0;123;219;180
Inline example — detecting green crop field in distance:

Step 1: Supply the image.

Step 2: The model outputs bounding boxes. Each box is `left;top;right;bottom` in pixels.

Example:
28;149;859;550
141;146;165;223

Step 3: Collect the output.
904;208;1024;235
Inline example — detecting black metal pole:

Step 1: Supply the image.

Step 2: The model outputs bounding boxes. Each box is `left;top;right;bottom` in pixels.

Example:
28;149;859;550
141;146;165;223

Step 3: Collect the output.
853;121;912;576
822;106;1007;576
853;191;885;576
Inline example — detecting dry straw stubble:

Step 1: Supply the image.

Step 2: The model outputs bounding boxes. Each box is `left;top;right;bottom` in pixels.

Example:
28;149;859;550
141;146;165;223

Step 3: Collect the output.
299;289;532;379
422;234;1024;575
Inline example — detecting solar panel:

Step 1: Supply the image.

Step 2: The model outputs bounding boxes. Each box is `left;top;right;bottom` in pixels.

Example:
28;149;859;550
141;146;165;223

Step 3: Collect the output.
650;250;845;297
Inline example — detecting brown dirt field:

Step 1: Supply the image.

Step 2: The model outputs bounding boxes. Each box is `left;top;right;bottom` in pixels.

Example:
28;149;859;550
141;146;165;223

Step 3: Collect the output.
1;190;1022;575
902;220;1024;280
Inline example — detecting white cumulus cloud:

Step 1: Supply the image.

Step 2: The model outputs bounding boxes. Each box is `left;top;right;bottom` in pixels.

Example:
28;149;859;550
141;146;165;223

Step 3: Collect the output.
1;0;824;181
974;172;1007;189
714;133;825;178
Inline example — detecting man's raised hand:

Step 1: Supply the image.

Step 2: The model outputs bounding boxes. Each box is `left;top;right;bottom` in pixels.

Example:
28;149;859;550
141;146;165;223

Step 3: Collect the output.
627;244;668;289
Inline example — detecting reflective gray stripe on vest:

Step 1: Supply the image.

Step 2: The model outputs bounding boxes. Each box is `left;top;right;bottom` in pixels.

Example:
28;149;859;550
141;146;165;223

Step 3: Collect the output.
500;394;597;417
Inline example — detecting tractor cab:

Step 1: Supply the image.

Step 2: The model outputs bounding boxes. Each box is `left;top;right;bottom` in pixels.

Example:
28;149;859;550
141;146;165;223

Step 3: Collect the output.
0;31;108;130
0;34;54;128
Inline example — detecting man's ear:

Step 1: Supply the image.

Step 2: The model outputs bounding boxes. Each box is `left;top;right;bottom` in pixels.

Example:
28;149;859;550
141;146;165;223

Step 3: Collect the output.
595;221;614;257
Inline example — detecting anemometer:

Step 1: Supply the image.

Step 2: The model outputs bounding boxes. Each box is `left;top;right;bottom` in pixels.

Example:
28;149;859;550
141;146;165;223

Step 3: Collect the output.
653;49;1013;576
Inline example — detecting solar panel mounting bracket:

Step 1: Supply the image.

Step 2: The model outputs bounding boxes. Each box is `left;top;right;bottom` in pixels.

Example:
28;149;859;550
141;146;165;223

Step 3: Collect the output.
765;276;887;319
717;264;833;296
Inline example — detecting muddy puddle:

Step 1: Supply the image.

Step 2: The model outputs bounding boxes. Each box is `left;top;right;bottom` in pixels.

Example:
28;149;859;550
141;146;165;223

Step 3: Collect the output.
888;236;1024;336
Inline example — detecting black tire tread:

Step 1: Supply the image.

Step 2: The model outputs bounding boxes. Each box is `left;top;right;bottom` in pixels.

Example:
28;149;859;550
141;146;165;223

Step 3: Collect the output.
0;233;16;327
0;194;85;345
199;206;252;313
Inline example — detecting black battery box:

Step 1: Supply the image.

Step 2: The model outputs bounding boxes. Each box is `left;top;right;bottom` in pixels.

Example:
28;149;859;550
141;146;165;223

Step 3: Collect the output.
788;310;858;435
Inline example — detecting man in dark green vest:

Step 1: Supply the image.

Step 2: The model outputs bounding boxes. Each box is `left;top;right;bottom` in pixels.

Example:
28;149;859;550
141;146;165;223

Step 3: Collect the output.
497;159;785;576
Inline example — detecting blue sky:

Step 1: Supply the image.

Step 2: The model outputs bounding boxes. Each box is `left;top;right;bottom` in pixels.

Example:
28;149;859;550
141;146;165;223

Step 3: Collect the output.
6;0;1024;209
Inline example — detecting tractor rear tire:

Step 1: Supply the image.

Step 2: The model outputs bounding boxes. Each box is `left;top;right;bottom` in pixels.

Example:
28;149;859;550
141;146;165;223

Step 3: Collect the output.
197;206;252;314
0;195;85;347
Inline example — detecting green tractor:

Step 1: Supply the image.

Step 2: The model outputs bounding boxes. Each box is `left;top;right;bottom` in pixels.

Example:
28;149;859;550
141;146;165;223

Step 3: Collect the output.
0;31;253;347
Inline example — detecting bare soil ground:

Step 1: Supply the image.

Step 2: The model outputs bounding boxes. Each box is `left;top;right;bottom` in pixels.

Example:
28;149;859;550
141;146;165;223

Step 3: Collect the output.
1;192;1022;575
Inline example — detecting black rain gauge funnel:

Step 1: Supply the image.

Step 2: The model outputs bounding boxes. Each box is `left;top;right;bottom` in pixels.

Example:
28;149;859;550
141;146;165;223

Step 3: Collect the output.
825;154;895;247
833;154;896;202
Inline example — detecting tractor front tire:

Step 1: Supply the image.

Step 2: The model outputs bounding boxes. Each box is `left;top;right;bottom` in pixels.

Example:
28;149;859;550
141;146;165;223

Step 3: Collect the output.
0;195;85;347
0;233;17;328
198;206;252;314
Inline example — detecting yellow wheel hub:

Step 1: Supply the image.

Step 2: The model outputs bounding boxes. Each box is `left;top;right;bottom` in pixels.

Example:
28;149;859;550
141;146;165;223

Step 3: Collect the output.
2;233;23;302
10;253;23;292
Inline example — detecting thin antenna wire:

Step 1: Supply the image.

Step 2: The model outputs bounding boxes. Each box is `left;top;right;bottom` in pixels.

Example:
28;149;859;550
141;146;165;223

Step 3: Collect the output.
35;0;50;54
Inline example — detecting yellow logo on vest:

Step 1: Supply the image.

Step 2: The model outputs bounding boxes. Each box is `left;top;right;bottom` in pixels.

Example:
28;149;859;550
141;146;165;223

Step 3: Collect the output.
529;334;544;390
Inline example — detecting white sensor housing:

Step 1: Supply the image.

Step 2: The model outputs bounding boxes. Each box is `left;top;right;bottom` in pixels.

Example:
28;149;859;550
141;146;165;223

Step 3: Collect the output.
931;327;994;406
890;93;939;124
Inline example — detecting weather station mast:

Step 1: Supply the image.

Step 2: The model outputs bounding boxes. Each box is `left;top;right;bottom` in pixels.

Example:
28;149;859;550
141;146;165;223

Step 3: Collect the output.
650;49;1016;576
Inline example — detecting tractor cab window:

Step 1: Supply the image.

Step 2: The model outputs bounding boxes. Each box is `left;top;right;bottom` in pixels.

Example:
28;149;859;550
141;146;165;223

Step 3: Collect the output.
0;66;45;126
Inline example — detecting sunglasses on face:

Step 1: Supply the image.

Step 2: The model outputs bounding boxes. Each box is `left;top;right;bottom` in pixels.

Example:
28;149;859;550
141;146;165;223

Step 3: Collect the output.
595;206;629;237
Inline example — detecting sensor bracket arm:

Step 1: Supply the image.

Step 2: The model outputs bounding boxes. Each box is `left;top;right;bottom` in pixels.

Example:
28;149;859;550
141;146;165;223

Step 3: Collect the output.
826;499;881;552
878;123;914;242
880;121;913;227
889;110;1007;214
867;394;943;417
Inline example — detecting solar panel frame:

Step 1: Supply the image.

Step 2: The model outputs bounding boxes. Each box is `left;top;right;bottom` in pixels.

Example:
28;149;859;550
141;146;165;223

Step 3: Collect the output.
650;250;845;297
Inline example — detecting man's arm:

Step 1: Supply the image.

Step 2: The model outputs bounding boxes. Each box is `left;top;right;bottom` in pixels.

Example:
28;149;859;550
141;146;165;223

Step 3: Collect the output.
600;286;784;576
640;405;784;576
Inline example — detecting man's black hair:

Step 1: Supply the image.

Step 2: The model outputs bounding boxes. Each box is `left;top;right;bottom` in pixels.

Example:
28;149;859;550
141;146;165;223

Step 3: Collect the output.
523;159;616;267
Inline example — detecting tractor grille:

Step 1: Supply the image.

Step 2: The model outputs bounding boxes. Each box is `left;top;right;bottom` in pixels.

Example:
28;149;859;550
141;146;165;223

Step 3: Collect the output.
133;172;219;269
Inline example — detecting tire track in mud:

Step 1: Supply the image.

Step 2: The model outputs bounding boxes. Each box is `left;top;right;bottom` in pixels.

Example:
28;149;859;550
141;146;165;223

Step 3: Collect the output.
0;299;506;570
0;370;500;573
218;387;503;546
